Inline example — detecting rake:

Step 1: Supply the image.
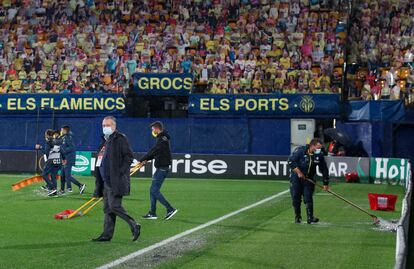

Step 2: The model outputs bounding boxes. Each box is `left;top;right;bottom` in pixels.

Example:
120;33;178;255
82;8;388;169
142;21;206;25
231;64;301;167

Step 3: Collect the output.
305;178;397;232
62;162;147;220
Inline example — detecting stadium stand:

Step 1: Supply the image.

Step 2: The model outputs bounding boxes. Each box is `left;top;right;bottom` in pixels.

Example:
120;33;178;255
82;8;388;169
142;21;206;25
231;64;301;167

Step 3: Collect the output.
0;0;348;94
346;0;414;103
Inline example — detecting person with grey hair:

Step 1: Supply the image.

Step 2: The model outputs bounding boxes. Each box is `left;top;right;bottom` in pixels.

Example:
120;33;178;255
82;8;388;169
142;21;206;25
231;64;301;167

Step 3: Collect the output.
92;116;141;242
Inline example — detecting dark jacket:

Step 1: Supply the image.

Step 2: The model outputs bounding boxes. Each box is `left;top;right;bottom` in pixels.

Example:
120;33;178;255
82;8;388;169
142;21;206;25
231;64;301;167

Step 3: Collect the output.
44;138;62;167
288;145;330;185
40;140;53;157
139;131;172;168
93;131;134;197
60;131;76;166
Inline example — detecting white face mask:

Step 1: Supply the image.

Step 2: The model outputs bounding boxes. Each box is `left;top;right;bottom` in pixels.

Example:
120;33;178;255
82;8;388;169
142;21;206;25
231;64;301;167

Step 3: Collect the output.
314;148;321;154
103;126;114;136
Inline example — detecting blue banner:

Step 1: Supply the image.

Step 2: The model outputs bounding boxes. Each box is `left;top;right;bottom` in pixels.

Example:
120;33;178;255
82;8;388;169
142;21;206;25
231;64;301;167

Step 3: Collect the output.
0;94;125;114
345;100;405;123
132;73;193;95
189;94;341;117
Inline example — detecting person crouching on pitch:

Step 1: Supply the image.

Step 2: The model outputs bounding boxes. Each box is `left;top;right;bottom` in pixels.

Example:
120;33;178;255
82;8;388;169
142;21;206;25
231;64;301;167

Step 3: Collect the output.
140;121;178;220
43;130;63;197
287;138;330;224
35;129;60;196
92;116;141;242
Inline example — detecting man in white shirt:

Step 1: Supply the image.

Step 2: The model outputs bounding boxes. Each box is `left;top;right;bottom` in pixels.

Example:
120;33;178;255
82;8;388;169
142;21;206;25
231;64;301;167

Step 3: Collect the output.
385;67;397;87
390;83;401;100
381;81;391;99
404;48;413;64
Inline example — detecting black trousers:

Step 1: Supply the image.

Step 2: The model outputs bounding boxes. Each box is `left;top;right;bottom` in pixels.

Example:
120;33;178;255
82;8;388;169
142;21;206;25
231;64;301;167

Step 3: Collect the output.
102;183;136;238
290;174;315;209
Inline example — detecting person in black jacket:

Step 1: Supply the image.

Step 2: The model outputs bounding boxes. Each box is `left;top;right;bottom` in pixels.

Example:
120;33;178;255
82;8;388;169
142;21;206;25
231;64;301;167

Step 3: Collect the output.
92;116;141;242
287;138;330;224
139;121;178;220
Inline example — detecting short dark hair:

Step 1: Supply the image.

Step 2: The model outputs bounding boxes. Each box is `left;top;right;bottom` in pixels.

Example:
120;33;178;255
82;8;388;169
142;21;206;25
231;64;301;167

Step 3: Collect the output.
150;121;163;130
309;138;323;146
45;129;54;137
61;125;70;132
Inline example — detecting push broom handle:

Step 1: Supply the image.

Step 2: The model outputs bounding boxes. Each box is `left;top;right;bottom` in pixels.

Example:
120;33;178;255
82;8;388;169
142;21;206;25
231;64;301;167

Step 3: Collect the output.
67;163;146;219
130;162;146;176
67;197;97;219
82;197;103;215
305;178;378;220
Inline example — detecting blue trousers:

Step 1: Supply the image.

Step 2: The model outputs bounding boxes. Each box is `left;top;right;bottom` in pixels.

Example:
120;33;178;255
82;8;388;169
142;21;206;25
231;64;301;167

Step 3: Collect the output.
61;164;82;190
290;174;315;209
42;164;60;190
150;168;173;214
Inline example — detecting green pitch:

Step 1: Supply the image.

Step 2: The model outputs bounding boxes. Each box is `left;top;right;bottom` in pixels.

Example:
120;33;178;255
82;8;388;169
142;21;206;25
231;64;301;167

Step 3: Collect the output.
0;174;405;269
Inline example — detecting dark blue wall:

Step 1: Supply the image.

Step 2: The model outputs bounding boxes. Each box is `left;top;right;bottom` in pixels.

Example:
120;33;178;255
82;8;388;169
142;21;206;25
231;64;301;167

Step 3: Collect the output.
394;124;414;164
337;121;403;158
336;121;373;155
0;116;291;155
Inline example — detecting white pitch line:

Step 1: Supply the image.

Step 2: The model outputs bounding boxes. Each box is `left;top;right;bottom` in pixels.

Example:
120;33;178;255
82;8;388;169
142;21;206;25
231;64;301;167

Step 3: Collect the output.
96;189;290;269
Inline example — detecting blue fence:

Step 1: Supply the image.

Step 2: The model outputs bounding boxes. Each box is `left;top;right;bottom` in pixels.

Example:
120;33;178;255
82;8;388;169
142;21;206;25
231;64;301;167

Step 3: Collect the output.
0;116;291;155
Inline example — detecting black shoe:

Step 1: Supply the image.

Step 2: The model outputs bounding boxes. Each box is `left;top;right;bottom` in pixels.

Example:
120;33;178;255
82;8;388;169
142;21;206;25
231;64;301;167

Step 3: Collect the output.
307;217;319;224
48;189;57;197
91;236;111;242
41;185;49;191
79;184;86;194
142;213;157;220
132;223;141;242
295;215;302;224
165;209;178;220
306;203;319;224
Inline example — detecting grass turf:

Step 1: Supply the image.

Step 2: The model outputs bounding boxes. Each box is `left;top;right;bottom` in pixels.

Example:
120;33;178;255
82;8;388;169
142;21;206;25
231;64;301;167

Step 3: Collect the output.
0;174;288;268
0;174;405;269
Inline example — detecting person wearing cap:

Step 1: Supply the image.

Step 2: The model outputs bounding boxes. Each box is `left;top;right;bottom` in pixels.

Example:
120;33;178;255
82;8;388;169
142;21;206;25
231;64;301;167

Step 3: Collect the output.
139;121;178;220
59;125;86;194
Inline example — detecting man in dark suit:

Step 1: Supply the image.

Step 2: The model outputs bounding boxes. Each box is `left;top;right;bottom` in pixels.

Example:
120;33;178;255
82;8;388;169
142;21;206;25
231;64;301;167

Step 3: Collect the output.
92;116;141;242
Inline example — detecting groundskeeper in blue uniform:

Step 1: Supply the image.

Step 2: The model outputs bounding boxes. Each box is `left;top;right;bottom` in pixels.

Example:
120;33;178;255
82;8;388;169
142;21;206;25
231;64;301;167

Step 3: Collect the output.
36;129;59;194
288;138;330;224
59;125;86;194
39;130;62;196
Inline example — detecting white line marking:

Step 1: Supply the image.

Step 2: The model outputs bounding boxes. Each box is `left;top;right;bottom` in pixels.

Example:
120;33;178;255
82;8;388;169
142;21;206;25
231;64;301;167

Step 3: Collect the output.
96;189;290;269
